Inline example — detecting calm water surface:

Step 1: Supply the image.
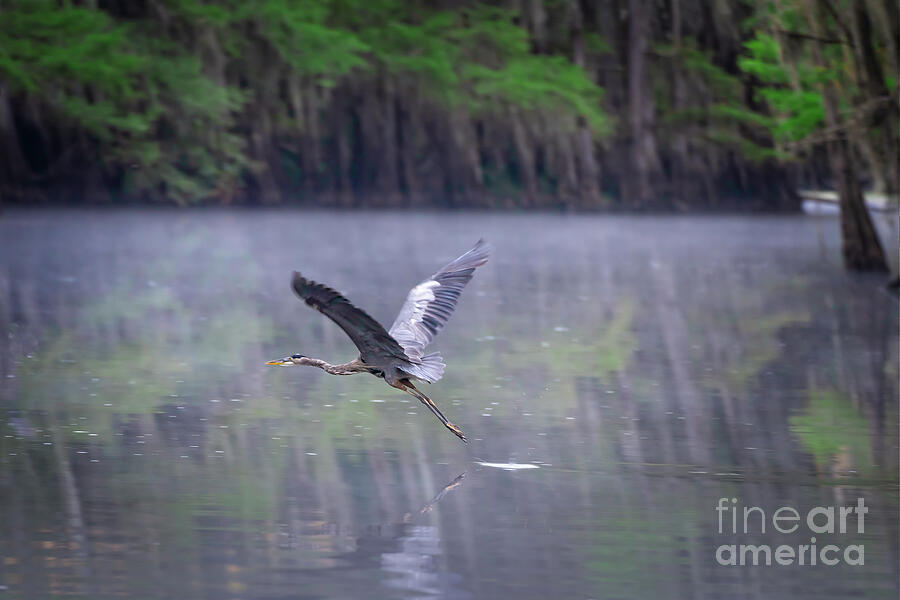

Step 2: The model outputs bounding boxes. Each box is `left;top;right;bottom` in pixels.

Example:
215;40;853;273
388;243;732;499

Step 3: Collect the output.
1;210;898;599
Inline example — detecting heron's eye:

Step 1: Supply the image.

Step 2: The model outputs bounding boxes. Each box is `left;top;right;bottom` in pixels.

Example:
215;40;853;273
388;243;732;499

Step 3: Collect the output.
291;354;304;359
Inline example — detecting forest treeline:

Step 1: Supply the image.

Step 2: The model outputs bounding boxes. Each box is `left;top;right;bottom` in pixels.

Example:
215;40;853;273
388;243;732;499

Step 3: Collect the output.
0;1;897;221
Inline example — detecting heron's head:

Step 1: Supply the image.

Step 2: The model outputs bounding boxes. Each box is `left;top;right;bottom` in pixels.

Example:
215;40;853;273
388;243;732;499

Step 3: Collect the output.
266;353;307;366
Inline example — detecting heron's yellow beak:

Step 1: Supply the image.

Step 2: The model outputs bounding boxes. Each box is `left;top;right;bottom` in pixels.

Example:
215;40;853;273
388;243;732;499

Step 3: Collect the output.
266;359;290;366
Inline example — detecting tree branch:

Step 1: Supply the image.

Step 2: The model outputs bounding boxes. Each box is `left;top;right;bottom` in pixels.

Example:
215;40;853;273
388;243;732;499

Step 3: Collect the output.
775;28;853;47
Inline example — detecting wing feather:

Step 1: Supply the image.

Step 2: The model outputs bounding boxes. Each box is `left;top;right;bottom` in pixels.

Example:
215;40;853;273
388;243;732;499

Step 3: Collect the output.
389;240;490;365
291;272;408;364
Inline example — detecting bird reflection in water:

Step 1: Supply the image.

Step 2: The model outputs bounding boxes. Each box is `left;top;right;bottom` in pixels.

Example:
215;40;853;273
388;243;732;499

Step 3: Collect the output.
382;472;468;598
403;472;466;522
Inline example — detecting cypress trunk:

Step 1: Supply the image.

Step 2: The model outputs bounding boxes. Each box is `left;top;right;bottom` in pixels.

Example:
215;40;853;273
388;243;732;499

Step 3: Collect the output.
0;84;31;203
831;137;889;270
511;110;538;206
804;0;888;271
570;0;602;207
625;0;661;207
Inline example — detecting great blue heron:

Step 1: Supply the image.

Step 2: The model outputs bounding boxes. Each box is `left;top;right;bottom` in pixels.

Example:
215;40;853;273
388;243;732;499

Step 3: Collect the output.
266;240;490;442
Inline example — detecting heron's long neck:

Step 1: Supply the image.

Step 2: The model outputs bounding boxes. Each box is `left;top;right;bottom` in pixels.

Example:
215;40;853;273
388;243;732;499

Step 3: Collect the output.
304;357;367;376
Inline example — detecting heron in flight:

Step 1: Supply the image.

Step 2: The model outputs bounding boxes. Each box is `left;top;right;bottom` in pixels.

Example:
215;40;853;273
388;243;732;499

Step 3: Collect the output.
267;240;490;442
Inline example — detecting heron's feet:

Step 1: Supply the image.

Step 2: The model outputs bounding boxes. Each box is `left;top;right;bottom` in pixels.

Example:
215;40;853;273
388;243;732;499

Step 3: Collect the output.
446;422;468;443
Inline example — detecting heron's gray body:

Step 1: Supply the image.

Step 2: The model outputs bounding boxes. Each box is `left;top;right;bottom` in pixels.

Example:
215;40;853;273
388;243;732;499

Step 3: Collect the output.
367;352;445;387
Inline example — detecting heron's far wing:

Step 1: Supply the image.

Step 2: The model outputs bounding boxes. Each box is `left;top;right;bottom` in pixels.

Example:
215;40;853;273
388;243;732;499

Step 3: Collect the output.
389;239;490;362
292;272;408;363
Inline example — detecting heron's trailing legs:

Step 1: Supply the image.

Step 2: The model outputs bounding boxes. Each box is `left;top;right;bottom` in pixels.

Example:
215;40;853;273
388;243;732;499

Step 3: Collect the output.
393;380;467;443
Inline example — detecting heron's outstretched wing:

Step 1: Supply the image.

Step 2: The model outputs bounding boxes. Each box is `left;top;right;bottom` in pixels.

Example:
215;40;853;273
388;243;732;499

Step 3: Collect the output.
292;272;408;364
389;239;490;366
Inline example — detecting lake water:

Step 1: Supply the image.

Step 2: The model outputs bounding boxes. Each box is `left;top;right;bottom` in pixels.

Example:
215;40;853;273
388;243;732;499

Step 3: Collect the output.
1;209;897;599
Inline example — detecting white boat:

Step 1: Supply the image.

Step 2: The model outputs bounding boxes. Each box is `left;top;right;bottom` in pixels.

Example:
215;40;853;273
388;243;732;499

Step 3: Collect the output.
799;189;897;214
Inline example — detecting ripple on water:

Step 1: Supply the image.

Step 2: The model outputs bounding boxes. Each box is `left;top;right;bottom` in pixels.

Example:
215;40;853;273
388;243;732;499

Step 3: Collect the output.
476;462;540;471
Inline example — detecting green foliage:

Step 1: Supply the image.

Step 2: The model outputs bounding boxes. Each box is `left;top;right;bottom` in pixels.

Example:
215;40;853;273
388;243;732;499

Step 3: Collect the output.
465;56;606;133
257;0;369;81
0;0;248;204
739;34;789;84
457;7;607;134
738;33;826;144
790;389;871;472
351;4;608;134
0;3;136;93
363;9;463;94
1;0;609;203
657;40;783;164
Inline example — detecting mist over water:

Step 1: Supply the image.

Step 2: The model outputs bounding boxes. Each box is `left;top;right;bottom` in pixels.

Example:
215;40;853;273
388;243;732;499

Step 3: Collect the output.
1;209;897;599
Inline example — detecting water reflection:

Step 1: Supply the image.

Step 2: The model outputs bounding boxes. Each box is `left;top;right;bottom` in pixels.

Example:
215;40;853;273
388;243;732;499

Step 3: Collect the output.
0;210;897;599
